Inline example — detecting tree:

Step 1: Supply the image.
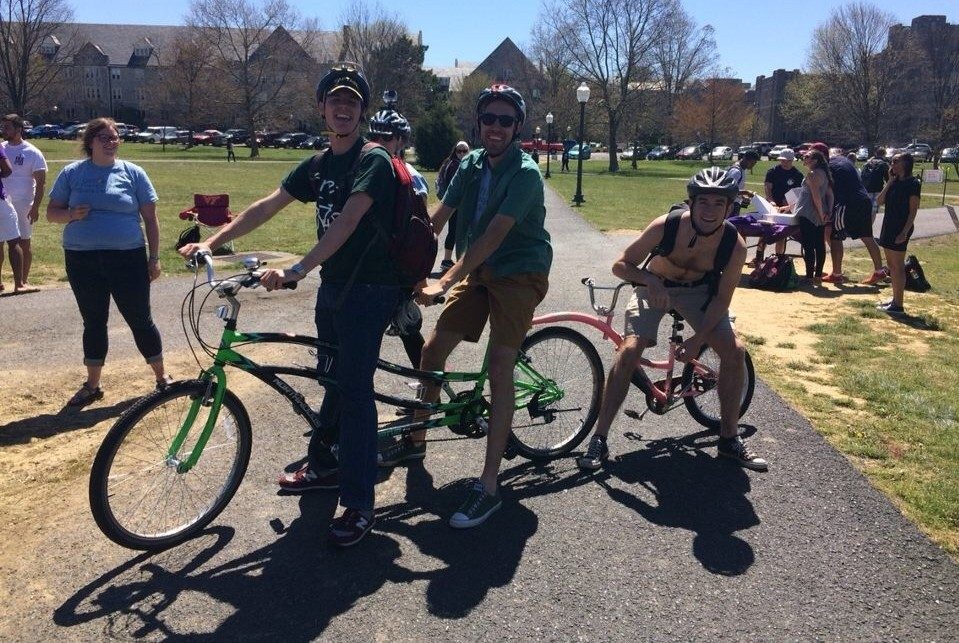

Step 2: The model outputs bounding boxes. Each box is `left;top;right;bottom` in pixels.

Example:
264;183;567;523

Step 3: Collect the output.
0;0;77;115
807;2;901;148
151;32;227;140
908;19;959;156
670;78;750;154
338;1;406;97
413;99;461;170
528;22;579;146
451;71;491;147
650;0;716;136
780;74;842;142
539;0;670;172
188;0;320;157
366;35;434;126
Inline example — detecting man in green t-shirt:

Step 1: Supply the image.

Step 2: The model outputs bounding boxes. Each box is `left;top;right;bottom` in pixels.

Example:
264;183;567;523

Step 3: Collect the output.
178;63;401;548
406;84;552;529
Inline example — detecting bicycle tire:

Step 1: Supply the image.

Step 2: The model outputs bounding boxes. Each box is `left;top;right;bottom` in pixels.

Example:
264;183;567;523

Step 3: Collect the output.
510;326;604;460
89;379;252;551
681;346;755;431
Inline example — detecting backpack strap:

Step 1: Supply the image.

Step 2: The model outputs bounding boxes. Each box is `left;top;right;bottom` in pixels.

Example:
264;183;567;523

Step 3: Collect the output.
700;221;740;311
640;208;683;271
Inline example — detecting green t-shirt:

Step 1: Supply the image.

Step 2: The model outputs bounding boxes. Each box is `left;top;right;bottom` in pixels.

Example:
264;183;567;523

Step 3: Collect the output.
282;138;397;285
442;143;552;277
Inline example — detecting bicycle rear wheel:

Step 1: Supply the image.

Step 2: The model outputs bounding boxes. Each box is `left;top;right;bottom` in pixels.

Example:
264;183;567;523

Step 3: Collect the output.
682;346;755;431
511;326;603;460
89;380;252;551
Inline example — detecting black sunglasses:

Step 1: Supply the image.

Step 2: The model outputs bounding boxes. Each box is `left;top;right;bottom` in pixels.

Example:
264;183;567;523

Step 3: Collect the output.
369;132;395;141
479;113;518;127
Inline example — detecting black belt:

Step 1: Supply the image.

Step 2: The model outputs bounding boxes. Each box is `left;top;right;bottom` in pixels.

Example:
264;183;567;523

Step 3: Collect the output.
661;276;709;288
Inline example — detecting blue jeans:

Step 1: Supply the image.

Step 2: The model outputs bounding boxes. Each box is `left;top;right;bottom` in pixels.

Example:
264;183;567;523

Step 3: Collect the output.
308;281;401;512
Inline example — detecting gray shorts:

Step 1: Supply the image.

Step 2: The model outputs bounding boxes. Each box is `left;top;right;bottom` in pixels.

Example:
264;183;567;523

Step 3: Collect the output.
623;284;733;346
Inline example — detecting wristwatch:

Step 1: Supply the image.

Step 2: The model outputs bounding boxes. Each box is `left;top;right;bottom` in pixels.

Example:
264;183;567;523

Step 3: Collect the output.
289;262;307;277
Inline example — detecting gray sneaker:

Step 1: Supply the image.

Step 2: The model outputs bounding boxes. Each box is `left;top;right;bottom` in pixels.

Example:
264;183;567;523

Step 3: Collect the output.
377;436;426;467
576;434;609;471
717;437;768;472
449;480;502;529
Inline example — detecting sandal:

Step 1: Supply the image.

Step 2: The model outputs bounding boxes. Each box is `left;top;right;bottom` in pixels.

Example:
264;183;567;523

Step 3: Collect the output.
156;374;174;390
67;382;104;408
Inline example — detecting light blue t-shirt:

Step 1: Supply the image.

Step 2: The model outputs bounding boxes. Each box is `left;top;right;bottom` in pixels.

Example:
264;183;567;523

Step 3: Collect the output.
49;159;158;251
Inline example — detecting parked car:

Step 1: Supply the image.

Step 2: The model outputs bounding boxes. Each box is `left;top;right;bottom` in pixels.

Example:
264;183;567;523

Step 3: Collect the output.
246;131;282;147
192;129;224;146
520;139;564;153
940;147;958;163
750;141;775;156
619;144;647;160
58;123;86;139
27;124;63;139
137;126;179;144
737;144;760;157
119;125;141;141
767;144;791;160
646;145;675;160
855;146;870;161
903;142;932;162
711;146;733;160
296;135;327;150
675;144;707;160
218;129;249;146
567;143;591;160
273;132;309;148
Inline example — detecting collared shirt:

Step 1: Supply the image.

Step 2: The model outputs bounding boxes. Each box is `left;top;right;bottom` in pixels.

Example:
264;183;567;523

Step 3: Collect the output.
442;142;552;277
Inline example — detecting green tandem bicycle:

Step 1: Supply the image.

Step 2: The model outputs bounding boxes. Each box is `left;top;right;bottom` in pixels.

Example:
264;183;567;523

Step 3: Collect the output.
88;252;604;550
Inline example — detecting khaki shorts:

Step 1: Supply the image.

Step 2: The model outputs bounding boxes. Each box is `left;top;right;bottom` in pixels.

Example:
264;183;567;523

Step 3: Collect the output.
624;284;733;346
435;265;548;350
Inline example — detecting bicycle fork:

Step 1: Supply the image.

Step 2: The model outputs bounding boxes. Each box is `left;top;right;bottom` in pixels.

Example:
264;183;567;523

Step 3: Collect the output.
166;366;229;474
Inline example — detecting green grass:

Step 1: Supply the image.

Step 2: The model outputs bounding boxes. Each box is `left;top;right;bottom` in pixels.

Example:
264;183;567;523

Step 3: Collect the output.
17;139;437;284
761;234;959;557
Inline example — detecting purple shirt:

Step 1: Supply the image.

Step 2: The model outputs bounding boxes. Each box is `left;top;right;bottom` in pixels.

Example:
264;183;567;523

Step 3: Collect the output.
0;145;7;200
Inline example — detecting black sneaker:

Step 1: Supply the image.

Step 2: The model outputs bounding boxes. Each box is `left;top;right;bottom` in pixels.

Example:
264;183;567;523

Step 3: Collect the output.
576;435;609;471
328;508;375;547
717;437;768;472
378;436;426;467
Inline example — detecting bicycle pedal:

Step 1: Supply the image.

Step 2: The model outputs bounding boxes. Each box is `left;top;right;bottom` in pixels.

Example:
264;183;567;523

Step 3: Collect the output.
503;442;518;460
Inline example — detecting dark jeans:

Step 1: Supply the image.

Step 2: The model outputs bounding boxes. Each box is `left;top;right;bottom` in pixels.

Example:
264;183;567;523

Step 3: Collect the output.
443;211;458;252
308;281;401;512
64;248;162;366
798;217;826;278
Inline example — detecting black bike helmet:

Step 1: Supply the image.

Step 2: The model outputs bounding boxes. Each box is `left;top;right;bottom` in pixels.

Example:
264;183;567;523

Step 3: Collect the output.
315;62;371;109
476;83;526;124
369;108;411;140
687;166;739;200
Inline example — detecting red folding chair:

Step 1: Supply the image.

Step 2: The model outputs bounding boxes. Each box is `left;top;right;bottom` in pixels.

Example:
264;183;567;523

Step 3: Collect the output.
176;194;235;255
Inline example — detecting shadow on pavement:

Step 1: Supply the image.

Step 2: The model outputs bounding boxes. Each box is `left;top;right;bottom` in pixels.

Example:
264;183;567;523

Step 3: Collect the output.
53;457;588;637
593;430;759;576
0;399;136;446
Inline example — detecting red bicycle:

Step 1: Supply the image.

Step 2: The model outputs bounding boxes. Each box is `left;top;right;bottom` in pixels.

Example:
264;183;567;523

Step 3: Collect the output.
531;277;755;430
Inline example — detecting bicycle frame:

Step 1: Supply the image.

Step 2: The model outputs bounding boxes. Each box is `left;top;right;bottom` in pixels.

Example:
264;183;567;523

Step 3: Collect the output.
530;278;718;411
169;256;566;472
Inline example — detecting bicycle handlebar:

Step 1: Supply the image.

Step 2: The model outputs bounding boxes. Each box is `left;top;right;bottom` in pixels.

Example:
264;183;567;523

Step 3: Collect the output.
580;276;634;316
188;250;298;292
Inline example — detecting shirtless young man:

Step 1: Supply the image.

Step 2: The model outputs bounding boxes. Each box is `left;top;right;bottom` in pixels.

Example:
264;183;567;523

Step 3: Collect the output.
577;167;768;472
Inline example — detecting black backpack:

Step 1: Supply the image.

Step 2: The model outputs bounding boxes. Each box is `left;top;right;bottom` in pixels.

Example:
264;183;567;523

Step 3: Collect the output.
643;208;740;310
309;143;437;285
860;160;887;193
904;255;931;292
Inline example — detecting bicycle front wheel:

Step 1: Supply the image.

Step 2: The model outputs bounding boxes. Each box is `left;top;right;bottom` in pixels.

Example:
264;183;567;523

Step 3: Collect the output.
511;326;604;460
89;380;252;550
682;347;755;431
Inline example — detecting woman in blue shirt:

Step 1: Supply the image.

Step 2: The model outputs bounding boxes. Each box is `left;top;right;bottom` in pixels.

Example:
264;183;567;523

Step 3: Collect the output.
46;118;171;407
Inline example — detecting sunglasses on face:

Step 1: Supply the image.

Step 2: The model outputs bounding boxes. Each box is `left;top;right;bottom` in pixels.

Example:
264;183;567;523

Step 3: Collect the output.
456;148;468;154
479;113;518;127
369;132;395;142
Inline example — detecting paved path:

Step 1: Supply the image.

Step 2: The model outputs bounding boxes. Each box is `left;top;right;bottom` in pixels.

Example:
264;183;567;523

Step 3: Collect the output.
2;186;958;640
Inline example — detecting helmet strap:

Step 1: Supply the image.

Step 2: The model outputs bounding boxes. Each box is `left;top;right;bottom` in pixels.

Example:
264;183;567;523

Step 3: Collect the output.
688;212;724;247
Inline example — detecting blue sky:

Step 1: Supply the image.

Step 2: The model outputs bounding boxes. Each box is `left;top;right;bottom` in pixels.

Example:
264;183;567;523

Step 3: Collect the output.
73;1;958;86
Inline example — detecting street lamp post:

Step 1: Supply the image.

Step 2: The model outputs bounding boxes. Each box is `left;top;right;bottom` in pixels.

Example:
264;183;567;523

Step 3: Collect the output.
545;112;553;178
573;82;590;206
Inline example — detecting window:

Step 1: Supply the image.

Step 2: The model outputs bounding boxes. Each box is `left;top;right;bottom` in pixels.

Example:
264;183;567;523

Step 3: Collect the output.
113;88;122;100
111;68;121;80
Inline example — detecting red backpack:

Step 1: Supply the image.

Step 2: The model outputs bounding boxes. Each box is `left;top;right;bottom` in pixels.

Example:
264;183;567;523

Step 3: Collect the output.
309;143;437;285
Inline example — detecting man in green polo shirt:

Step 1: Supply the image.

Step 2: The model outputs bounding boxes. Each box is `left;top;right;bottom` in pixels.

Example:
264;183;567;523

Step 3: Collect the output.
407;84;552;528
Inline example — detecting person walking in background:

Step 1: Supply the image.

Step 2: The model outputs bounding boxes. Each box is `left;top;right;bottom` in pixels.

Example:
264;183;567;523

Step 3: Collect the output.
435;141;469;274
778;149;832;283
875;152;921;315
561;146;570;172
46;118;171;407
0;141;25;294
1;114;46;291
226;138;236;162
861;147;890;217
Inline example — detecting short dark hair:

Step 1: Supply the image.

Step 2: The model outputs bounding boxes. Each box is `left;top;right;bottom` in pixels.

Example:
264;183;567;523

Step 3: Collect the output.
874;147;886;158
740;150;760;162
81;117;117;156
895;152;915;176
1;113;24;129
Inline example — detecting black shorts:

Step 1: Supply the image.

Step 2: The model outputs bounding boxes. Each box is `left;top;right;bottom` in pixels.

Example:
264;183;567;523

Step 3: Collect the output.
831;198;873;241
879;215;913;252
